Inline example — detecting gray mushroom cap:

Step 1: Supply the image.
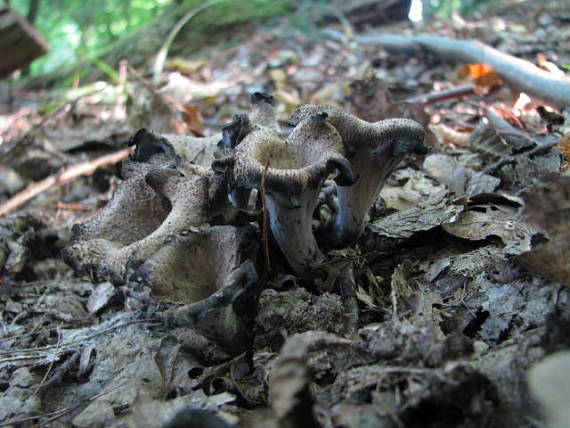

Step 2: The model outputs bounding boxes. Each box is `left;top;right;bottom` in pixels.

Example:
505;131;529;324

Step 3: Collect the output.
234;113;354;200
129;127;220;167
231;113;355;278
290;105;427;248
64;124;242;284
137;225;259;355
250;92;279;131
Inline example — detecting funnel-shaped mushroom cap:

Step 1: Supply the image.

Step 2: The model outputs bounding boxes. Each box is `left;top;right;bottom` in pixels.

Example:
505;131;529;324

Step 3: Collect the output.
290;105;427;248
234;113;354;198
71;128;217;248
232;113;354;278
250;92;279;131
290;104;426;154
137;225;258;355
71;155;171;247
218;114;254;151
137;225;257;304
129;128;219;167
64;158;211;284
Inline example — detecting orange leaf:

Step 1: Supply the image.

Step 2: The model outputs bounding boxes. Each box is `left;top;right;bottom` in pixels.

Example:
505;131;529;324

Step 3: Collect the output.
180;104;204;137
457;63;502;88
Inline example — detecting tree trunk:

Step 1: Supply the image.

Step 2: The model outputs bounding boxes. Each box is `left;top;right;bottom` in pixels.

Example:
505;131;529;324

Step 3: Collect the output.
0;4;48;79
22;0;41;76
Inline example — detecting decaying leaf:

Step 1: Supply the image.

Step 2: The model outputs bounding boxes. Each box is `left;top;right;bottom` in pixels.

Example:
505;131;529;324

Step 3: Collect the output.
86;281;117;314
558;133;570;171
380;168;447;212
369;190;463;239
442;195;533;254
516;173;570;286
468;124;512;159
456;63;502;88
423;153;500;196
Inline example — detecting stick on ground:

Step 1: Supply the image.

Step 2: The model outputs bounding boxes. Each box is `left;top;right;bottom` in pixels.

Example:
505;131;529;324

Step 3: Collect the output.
357;34;570;109
0;148;131;217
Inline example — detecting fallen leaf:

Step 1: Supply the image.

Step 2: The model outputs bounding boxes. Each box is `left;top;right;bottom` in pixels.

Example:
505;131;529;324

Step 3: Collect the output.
442;203;533;254
456;63;502;88
516;174;570;286
166;57;209;74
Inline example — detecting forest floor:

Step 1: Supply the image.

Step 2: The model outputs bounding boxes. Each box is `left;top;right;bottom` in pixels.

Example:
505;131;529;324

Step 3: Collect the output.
1;1;570;427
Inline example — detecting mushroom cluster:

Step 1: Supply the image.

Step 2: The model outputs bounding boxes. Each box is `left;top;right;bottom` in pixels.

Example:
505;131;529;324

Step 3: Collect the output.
64;94;426;352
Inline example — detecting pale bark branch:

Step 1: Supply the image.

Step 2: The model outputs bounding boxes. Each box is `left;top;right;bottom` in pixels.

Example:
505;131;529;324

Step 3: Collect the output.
356;33;570;109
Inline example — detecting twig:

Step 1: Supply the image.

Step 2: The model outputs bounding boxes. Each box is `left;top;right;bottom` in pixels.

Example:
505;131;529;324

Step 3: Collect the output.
0;147;132;217
483;140;561;174
405;84;477;105
37;351;80;392
54;201;94;212
356;34;570;109
32;332;63;397
260;160;271;273
0;89;103;161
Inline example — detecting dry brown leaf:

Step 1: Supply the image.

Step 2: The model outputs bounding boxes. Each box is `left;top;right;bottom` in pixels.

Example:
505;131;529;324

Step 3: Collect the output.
442;204;532;253
516;174;570;287
180;104;205;136
456;63;502;88
468;125;512;159
429;123;471;146
166;57;209;74
557;133;570;171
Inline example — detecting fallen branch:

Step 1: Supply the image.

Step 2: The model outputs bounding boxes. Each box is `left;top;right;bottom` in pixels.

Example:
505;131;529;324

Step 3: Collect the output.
405;83;477;105
356;34;570;109
0;89;102;161
0;148;131;217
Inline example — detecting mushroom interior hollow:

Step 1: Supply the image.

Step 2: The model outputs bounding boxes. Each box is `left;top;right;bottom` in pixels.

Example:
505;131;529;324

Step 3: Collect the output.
141;226;246;304
253;139;297;170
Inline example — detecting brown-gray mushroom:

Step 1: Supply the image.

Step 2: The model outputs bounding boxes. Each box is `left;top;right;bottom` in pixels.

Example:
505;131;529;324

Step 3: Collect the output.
290;105;427;248
214;93;280;210
250;92;279;131
64;129;228;284
137;225;258;355
129;127;220;167
231;112;354;279
64;160;210;284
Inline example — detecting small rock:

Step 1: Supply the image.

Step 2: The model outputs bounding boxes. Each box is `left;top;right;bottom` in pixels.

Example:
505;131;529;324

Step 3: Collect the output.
87;282;117;314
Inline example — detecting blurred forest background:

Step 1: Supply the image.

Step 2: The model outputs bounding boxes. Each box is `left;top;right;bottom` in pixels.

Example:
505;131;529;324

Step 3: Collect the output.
7;0;502;81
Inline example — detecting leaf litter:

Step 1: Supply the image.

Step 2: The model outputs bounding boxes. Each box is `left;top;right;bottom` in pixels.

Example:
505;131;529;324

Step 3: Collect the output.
1;2;570;427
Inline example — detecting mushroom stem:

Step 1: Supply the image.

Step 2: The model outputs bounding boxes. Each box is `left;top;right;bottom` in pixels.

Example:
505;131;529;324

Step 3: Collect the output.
330;151;401;245
232;113;354;279
292;106;426;248
166;260;258;355
266;189;326;279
